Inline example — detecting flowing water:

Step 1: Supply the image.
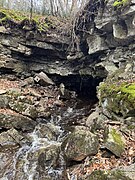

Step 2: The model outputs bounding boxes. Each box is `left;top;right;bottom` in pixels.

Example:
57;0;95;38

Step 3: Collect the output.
0;98;96;180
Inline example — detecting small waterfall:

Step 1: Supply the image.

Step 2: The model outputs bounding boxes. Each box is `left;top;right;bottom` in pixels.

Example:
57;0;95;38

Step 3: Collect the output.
1;97;95;180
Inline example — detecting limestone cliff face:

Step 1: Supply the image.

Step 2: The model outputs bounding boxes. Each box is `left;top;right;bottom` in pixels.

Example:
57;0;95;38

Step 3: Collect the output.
0;0;135;78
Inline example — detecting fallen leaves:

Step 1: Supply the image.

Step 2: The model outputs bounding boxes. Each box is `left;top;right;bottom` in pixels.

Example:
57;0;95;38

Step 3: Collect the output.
0;108;18;115
0;78;19;89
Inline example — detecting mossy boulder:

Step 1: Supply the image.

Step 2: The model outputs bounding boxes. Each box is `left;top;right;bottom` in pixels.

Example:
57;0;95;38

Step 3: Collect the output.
105;127;125;157
98;82;135;118
0;8;58;32
62;126;99;161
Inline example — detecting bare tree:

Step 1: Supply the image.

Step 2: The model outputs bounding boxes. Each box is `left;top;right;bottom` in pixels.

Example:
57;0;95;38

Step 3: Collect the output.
0;0;4;7
0;0;88;17
30;0;33;20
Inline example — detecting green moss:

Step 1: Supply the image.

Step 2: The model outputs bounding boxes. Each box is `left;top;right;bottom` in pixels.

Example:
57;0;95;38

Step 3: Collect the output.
0;8;27;22
0;8;54;32
113;0;129;7
105;128;125;157
127;125;135;130
120;84;135;98
98;82;135;108
110;128;125;147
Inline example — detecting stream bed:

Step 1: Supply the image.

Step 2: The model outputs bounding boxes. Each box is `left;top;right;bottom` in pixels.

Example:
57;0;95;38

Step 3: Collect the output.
0;75;97;180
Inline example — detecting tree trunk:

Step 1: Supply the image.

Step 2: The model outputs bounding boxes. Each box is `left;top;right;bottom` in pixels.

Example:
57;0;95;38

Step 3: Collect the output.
30;0;33;21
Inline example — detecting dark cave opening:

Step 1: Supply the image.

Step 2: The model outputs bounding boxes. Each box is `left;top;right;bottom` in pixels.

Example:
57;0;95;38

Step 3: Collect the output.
50;74;104;101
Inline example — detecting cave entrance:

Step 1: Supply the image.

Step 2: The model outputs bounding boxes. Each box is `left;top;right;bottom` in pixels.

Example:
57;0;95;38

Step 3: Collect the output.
50;74;104;101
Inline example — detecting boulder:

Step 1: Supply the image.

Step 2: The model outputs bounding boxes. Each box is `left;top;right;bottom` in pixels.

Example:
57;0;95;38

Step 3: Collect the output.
98;80;135;118
0;112;36;131
86;111;102;131
87;35;108;55
104;127;125;157
62;126;99;161
0;128;26;148
34;72;55;86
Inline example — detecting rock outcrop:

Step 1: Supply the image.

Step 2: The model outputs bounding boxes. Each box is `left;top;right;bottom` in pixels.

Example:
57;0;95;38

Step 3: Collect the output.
0;0;135;179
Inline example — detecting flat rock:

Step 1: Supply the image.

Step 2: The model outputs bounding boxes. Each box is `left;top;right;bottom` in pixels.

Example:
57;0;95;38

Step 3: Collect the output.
0;112;37;131
0;90;7;95
34;72;55;86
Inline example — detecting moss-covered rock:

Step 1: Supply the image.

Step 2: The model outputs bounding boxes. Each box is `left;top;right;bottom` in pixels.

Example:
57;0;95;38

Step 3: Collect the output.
98;81;135;118
113;0;130;8
62;126;99;161
0;8;60;32
105;127;125;157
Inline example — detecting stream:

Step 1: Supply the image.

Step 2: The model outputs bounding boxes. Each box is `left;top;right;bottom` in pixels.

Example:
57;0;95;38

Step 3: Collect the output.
1;93;97;180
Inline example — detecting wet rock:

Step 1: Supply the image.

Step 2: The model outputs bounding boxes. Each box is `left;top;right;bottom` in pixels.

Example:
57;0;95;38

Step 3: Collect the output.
62;126;99;161
35;123;61;141
0;112;36;131
13;143;61;180
37;144;60;169
34;72;55;86
104;127;125;157
0;128;26;149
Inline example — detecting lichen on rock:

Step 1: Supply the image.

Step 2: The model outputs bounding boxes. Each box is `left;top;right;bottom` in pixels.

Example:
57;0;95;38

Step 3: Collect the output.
62;126;99;161
105;127;125;157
